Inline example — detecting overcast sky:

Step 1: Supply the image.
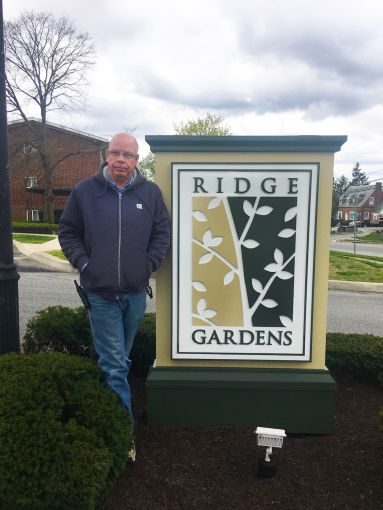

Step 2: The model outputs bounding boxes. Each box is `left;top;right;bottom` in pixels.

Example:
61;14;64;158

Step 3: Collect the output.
4;0;383;179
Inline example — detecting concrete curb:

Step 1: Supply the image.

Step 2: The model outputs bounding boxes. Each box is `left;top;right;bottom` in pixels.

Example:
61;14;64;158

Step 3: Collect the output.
328;280;383;293
13;240;77;274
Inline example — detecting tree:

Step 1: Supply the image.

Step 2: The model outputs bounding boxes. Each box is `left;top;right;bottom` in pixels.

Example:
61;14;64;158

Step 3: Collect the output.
174;113;231;136
332;175;350;223
350;162;369;186
5;11;95;222
138;151;155;181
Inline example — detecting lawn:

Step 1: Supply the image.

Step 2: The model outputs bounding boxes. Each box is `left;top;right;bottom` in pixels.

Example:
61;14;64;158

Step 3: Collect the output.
346;231;383;243
329;250;383;282
47;250;67;260
13;233;56;244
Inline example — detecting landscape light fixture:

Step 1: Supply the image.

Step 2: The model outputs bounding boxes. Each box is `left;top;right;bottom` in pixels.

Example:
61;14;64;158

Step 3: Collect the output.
255;426;286;478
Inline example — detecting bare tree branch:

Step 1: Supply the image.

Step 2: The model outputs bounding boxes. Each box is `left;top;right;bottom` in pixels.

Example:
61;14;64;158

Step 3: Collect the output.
5;11;96;222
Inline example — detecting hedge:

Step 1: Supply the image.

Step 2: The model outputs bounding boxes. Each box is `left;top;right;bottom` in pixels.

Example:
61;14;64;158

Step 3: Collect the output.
326;332;383;385
0;353;132;510
23;306;156;375
12;221;58;234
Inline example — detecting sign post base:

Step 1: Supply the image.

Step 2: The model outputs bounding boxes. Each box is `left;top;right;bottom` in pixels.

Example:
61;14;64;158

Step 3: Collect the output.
147;367;336;434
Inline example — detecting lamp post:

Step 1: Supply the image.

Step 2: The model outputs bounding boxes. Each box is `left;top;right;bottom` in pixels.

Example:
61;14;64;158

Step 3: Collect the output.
0;0;20;354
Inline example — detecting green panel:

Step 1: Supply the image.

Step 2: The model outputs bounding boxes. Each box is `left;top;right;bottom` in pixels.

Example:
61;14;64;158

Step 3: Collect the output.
145;135;347;153
147;367;336;434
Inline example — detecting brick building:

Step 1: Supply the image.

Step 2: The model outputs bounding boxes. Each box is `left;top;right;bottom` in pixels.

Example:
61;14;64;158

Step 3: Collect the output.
8;118;108;222
336;181;383;225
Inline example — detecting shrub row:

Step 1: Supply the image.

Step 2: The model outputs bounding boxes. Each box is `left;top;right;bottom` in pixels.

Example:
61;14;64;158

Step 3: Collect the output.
0;353;133;510
23;306;156;375
24;307;383;383
12;221;58;234
325;332;383;385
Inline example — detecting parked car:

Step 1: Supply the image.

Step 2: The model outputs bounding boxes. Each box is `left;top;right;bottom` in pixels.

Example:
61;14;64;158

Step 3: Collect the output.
348;220;361;227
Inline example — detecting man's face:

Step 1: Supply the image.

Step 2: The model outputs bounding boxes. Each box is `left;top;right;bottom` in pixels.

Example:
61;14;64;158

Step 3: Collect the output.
107;134;139;186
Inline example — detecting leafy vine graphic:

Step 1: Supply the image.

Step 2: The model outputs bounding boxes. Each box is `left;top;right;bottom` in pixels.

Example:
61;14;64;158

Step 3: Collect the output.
192;196;297;328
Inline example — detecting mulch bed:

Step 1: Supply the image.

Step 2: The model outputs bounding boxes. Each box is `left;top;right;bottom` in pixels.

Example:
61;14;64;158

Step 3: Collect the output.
99;374;383;510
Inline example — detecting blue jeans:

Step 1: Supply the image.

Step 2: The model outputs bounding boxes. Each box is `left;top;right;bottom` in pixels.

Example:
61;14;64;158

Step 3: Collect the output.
87;290;147;417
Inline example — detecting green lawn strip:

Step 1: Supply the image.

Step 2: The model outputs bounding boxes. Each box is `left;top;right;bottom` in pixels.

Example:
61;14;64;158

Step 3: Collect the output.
343;232;383;244
13;233;56;244
329;251;383;282
47;250;67;260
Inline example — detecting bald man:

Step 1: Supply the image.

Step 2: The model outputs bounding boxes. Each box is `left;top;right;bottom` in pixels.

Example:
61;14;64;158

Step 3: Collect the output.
59;133;170;457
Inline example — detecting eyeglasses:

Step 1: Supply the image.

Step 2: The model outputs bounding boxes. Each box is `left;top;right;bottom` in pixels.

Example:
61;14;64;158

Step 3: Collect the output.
107;150;138;160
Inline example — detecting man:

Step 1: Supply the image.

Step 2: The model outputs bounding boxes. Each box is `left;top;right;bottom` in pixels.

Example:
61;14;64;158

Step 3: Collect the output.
58;133;170;448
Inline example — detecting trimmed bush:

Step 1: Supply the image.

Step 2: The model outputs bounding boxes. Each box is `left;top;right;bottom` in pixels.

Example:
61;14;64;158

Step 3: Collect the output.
0;353;132;510
326;332;383;385
23;307;156;374
130;312;156;375
12;221;58;234
23;306;94;358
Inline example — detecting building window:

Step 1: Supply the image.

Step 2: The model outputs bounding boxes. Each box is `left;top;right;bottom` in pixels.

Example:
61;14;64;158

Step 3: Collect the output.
26;210;39;222
336;211;342;219
364;212;369;219
369;197;374;205
25;176;38;189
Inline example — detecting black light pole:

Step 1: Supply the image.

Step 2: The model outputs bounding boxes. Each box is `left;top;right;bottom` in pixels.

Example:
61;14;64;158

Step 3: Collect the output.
0;0;20;354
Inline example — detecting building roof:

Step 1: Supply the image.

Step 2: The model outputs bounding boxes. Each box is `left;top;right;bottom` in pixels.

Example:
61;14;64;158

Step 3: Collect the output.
338;183;380;208
8;118;108;144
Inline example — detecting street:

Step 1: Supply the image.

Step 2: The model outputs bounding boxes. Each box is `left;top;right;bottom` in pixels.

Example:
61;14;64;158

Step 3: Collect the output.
16;268;382;340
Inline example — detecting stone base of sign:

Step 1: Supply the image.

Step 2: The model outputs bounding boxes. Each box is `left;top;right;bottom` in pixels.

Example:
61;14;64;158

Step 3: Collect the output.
146;367;336;434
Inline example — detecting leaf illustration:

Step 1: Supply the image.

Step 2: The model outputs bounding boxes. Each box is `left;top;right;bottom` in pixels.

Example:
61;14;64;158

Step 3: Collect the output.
278;228;296;238
197;298;207;315
255;206;273;216
278;271;294;280
261;299;278;308
202;229;223;248
224;270;235;286
285;207;297;222
251;278;263;293
242;239;260;249
203;308;217;319
193;281;207;292
197;298;217;319
193;211;208;222
243;200;254;217
280;315;293;328
208;197;221;209
199;252;214;264
274;249;284;265
264;263;280;273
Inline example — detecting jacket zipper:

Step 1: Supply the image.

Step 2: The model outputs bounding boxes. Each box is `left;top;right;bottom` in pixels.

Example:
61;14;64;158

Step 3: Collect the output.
118;193;122;288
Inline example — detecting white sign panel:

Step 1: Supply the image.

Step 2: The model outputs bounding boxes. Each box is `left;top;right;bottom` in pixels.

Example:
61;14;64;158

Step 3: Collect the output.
172;163;319;361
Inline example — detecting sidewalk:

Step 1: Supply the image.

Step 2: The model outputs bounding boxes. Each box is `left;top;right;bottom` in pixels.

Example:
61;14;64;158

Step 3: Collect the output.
13;237;76;273
14;237;383;292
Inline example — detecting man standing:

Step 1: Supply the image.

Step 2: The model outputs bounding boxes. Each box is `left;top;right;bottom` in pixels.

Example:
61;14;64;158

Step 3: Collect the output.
59;132;170;439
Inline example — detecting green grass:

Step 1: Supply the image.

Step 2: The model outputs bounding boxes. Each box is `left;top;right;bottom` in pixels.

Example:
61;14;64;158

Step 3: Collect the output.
354;232;383;243
13;233;56;244
47;250;67;260
329;250;383;282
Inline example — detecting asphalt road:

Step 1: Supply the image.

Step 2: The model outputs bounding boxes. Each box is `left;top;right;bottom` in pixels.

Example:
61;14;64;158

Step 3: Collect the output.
14;242;382;340
16;273;381;341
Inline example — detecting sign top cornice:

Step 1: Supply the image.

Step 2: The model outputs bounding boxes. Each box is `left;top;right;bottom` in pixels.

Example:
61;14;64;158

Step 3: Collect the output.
145;135;347;153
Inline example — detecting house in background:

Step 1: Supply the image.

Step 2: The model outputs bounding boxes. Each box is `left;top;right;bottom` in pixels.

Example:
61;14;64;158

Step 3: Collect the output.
336;182;383;226
8;118;108;223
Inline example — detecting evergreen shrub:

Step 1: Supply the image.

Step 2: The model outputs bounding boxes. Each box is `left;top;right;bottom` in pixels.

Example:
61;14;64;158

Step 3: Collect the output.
12;221;58;234
23;307;156;374
23;306;94;358
130;312;156;375
0;353;132;510
326;332;383;385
